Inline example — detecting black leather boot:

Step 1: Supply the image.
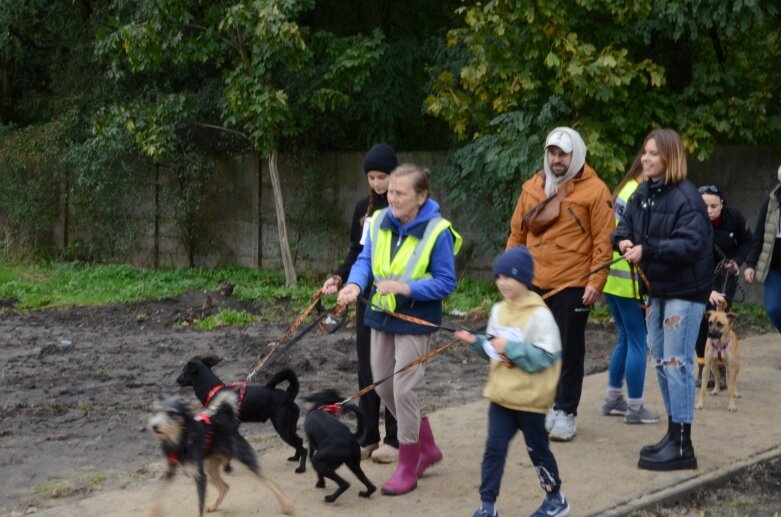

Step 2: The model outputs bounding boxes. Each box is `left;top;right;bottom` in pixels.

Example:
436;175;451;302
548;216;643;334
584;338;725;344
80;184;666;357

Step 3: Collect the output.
640;416;672;455
638;422;697;471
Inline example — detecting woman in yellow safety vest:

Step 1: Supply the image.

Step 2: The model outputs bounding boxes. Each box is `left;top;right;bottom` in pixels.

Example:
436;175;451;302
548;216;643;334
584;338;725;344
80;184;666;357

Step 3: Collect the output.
338;163;461;496
601;156;660;425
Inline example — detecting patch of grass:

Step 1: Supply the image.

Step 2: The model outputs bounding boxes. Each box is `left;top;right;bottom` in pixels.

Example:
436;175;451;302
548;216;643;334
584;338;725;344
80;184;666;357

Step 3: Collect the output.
33;472;110;499
732;302;776;335
195;309;258;330
0;261;318;310
445;277;497;315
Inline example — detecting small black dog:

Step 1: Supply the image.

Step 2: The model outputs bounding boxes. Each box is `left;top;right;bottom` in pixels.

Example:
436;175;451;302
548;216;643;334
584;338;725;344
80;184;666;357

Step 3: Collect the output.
304;389;376;502
147;390;294;516
176;355;307;473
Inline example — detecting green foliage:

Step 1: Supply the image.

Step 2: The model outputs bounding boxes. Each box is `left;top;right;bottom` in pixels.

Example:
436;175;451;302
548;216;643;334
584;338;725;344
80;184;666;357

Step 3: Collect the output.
733;302;777;335
427;0;781;226
0;261;316;309
195;309;257;330
445;277;497;315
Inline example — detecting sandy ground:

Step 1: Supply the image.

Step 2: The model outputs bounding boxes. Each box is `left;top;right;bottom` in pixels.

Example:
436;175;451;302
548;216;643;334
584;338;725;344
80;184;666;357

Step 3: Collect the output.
3;289;776;516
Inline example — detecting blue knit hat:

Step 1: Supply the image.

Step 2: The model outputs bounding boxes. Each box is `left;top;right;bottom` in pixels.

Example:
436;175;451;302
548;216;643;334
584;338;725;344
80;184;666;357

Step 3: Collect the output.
494;246;534;286
362;143;398;174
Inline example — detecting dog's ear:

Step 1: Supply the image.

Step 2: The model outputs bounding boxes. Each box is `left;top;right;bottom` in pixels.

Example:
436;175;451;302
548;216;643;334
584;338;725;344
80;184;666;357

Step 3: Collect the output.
704;311;713;320
727;312;738;323
203;356;221;367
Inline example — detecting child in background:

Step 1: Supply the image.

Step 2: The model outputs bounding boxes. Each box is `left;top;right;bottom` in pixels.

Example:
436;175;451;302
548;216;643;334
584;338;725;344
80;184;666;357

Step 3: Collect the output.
455;245;570;517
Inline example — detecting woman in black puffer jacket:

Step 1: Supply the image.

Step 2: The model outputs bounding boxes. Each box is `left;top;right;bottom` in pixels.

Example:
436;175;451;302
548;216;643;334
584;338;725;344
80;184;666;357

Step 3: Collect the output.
612;128;713;472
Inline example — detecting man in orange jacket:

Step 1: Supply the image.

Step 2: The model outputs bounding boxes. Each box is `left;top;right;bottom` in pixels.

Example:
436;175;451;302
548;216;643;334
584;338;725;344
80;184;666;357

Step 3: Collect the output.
506;127;614;442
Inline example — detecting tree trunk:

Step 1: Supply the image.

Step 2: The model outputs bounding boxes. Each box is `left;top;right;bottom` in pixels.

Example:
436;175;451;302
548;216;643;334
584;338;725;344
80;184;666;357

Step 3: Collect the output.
268;149;297;286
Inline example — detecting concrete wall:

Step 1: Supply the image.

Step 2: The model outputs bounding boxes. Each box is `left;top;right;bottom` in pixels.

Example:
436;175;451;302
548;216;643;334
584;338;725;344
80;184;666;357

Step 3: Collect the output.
52;145;780;305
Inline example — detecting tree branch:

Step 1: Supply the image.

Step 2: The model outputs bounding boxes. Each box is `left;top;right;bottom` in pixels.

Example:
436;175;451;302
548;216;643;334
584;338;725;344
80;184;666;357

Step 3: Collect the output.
188;120;253;143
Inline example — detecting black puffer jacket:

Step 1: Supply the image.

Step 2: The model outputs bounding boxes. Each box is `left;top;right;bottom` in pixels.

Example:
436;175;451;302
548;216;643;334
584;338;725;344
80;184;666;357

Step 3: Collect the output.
713;204;753;265
612;179;714;302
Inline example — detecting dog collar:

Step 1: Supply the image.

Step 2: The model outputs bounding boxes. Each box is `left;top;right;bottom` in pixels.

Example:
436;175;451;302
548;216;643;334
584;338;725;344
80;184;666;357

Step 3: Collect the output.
204;384;225;405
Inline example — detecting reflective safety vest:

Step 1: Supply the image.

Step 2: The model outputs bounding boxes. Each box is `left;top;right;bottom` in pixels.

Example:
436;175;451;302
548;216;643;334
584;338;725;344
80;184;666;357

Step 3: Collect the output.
369;208;462;312
604;179;641;299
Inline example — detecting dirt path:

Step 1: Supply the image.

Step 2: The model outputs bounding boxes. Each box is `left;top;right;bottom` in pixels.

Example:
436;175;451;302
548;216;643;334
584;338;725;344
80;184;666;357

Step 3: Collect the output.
0;290;617;516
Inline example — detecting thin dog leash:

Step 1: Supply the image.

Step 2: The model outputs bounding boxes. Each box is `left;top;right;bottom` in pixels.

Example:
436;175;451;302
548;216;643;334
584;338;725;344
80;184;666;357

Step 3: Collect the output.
247;289;336;381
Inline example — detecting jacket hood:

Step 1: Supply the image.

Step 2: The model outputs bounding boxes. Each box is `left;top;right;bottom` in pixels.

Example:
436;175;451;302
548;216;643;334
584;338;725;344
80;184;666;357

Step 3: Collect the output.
386;198;442;232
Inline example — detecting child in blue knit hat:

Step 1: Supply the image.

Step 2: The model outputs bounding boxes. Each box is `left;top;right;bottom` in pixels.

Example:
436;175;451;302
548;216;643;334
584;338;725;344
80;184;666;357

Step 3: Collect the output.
455;245;570;517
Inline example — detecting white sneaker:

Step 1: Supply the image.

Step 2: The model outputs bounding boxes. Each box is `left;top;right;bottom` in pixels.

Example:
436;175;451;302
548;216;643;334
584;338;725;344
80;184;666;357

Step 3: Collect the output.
371;443;399;463
549;412;576;441
544;408;559;433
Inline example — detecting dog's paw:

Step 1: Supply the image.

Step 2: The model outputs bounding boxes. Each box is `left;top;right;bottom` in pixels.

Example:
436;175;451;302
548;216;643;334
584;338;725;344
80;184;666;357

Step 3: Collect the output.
295;465;306;474
359;486;376;498
710;388;720;396
324;494;338;503
315;479;325;489
728;405;738;412
695;401;704;410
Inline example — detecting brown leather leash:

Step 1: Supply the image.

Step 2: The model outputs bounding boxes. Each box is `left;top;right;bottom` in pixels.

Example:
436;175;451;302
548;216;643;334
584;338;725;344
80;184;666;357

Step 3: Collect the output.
247;289;329;382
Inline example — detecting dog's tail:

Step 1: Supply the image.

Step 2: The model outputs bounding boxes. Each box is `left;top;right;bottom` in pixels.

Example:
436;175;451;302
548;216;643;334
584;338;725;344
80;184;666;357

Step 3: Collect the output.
265;368;299;400
340;403;367;444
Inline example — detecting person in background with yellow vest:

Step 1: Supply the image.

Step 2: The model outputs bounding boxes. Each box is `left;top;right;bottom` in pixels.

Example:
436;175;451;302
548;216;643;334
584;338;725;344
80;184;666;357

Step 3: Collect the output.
601;156;660;425
321;143;399;463
337;163;461;496
744;165;781;334
507;127;614;442
455;245;570;517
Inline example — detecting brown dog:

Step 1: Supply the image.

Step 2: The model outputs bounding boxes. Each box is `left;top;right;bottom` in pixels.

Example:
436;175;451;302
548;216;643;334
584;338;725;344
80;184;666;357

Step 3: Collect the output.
696;307;740;412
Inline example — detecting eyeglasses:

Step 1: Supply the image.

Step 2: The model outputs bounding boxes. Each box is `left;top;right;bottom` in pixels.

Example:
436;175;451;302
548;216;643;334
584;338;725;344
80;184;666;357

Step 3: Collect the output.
698;184;722;197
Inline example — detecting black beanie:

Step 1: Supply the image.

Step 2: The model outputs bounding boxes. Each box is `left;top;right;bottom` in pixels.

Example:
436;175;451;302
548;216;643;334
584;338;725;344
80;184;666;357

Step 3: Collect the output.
493;245;534;286
362;143;398;174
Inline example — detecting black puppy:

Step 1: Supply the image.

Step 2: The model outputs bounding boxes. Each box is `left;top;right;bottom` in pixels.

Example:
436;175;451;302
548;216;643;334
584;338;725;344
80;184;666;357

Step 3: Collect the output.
147;390;294;516
176;355;307;473
304;389;376;503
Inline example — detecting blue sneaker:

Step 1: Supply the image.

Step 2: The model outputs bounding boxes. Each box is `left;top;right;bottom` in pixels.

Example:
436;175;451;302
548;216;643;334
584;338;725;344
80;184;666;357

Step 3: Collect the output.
531;492;570;517
472;507;498;517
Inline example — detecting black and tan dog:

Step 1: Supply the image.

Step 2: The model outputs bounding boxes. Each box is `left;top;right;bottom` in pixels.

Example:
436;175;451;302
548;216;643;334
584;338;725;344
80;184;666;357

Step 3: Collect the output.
696;306;741;412
303;389;376;503
147;390;294;516
176;355;307;473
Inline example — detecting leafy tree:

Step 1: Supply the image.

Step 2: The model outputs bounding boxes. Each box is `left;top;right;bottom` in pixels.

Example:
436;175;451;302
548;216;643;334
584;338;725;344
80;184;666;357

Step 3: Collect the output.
96;0;385;284
426;0;781;248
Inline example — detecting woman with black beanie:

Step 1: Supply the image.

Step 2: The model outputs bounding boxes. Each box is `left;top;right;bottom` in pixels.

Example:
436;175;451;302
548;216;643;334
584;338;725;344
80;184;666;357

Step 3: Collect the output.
322;143;400;462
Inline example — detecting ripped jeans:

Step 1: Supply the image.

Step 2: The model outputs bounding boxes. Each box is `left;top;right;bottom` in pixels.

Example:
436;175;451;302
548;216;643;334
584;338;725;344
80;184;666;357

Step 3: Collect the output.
646;298;706;424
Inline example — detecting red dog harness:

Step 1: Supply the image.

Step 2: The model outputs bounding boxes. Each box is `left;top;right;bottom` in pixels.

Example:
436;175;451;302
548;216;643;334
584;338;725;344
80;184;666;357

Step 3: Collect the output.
204;382;248;406
710;336;731;361
319;404;342;416
167;413;214;466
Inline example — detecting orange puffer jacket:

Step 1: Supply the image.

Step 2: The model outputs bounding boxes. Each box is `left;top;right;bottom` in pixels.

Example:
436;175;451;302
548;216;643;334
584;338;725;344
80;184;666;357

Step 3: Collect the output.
506;165;614;291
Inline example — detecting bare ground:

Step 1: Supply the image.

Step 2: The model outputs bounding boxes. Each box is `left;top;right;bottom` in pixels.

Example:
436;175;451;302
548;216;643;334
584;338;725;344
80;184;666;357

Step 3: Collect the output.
0;290;777;516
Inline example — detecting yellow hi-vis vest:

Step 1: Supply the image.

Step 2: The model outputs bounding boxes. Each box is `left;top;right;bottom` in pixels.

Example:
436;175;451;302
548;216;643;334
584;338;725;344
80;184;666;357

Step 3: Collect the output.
604;179;641;299
369;208;462;312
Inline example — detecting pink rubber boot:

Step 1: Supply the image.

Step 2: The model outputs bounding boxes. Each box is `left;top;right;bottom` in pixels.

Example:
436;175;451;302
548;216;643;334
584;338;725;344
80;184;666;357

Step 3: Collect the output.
381;443;420;495
417;415;443;477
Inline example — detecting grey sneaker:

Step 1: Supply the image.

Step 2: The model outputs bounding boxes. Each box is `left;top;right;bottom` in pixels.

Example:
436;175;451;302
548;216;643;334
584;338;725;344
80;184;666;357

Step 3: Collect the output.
624;405;660;424
601;397;628;416
549;412;576;441
544;408;559;433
